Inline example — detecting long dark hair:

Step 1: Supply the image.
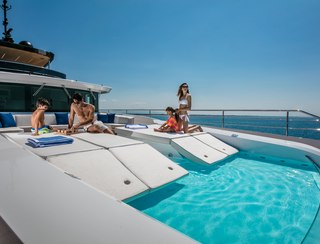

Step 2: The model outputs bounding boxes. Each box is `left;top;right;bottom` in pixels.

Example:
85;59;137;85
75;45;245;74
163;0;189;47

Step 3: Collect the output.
166;106;180;123
177;82;189;100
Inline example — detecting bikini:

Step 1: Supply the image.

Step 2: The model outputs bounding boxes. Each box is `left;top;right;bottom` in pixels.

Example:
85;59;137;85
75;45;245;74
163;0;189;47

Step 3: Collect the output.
179;97;190;122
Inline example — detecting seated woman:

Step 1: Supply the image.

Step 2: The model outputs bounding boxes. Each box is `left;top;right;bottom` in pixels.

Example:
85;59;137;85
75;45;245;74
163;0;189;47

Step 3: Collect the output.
154;107;180;133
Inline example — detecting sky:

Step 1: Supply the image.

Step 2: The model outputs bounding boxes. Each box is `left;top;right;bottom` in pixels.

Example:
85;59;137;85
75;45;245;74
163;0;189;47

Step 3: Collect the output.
8;0;320;115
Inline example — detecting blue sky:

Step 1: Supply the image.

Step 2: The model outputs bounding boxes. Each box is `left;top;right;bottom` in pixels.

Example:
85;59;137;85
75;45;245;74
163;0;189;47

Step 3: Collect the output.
9;0;320;115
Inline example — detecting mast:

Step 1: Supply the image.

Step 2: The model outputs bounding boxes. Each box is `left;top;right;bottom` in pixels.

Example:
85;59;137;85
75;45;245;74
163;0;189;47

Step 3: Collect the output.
1;0;14;42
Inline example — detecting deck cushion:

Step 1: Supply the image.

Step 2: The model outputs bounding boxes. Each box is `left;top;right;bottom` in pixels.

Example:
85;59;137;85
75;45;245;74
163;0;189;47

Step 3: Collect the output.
47;150;149;201
97;113;108;123
98;113;115;123
107;113;115;123
55;113;69;125
0;113;16;127
109;144;188;189
4;133;102;158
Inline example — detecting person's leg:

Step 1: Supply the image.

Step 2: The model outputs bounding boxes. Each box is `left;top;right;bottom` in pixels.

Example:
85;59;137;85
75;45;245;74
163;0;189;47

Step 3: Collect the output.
86;125;101;133
183;120;188;133
187;125;203;133
94;121;115;134
103;127;115;134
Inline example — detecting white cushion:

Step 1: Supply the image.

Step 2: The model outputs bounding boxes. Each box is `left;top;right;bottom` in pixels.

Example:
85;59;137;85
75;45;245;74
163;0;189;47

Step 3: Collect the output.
73;133;143;148
109;144;188;189
47;150;149;201
4;133;102;158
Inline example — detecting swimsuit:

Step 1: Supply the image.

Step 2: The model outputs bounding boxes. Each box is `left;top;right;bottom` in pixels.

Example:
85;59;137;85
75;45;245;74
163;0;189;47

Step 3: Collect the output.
179;114;190;122
179;98;188;105
179;95;190;122
83;120;109;132
31;126;50;134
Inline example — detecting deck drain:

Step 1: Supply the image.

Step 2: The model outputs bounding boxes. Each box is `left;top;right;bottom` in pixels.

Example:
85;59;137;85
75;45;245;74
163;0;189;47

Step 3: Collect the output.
168;166;173;170
204;155;208;158
124;180;131;185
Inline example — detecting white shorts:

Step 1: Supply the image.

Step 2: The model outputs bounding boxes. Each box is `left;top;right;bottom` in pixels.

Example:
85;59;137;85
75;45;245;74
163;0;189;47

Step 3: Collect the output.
83;120;109;132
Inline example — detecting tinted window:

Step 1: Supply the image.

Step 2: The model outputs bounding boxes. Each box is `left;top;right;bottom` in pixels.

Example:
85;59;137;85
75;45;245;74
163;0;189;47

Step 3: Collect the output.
0;83;99;112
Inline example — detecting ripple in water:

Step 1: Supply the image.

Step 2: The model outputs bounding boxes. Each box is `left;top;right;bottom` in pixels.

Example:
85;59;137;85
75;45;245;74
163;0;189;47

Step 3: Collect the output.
128;152;320;243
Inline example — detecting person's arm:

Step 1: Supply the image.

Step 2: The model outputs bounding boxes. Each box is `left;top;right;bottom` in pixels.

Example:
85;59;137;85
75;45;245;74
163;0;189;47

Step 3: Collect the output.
68;104;75;129
159;121;167;129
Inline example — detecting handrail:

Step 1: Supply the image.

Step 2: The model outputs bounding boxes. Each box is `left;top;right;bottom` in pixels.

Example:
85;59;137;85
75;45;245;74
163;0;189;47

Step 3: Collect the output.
101;109;320;138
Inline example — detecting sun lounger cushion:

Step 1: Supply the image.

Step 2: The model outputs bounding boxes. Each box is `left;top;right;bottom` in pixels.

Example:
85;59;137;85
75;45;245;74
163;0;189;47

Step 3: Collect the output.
125;124;148;129
98;113;116;123
27;136;74;148
54;113;69;125
97;113;108;123
0;113;17;127
107;113;115;123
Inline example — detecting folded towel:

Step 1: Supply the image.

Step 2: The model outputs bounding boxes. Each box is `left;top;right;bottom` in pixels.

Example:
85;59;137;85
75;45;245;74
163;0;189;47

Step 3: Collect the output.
27;136;74;148
125;124;148;129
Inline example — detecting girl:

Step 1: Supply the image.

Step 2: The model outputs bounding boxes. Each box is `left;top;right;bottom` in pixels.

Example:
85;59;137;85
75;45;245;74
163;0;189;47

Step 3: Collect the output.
154;107;180;132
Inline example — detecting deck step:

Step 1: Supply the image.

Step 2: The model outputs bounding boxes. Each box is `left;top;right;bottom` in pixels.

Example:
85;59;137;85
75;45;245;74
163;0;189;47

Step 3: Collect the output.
192;133;239;155
110;143;188;189
47;150;149;201
171;136;228;164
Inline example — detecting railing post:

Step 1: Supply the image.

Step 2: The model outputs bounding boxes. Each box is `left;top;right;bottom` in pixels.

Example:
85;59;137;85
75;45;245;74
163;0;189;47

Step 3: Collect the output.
222;110;225;128
286;111;289;136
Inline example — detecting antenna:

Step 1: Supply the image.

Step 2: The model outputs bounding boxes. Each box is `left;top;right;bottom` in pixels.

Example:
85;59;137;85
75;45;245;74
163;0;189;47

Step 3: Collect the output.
1;0;14;42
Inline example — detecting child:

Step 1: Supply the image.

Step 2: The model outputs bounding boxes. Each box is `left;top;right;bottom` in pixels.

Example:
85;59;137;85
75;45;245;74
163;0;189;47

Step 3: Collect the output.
31;98;51;135
154;107;180;133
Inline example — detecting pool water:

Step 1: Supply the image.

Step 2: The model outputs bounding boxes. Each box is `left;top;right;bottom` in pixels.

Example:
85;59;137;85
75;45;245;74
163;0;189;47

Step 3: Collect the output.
128;152;320;243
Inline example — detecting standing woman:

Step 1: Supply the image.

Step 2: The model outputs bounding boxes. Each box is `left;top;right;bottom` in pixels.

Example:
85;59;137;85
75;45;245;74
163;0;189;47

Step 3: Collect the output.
177;82;192;133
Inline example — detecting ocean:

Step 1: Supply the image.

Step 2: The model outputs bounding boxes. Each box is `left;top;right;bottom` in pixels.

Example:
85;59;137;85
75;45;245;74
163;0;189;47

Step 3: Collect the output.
149;115;320;140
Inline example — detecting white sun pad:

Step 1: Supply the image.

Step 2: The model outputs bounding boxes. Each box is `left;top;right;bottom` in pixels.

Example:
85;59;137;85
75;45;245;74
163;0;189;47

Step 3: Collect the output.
0;135;195;243
4;133;102;158
116;125;238;164
171;136;228;164
115;124;188;144
48;150;148;200
110;143;188;189
73;133;143;148
193;133;239;155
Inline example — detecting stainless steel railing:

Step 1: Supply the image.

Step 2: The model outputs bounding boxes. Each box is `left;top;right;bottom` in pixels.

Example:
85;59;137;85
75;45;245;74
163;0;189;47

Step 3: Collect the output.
101;109;320;139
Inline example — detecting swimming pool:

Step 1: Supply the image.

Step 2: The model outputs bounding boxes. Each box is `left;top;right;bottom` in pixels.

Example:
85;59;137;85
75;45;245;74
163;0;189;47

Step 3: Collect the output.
128;152;320;243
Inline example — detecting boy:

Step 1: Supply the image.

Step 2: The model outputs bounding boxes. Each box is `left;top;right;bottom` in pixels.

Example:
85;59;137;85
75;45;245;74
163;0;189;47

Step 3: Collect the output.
31;98;51;135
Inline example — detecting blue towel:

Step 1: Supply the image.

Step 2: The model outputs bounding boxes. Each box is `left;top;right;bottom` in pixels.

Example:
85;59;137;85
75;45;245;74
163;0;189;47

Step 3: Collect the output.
125;124;148;129
27;136;74;148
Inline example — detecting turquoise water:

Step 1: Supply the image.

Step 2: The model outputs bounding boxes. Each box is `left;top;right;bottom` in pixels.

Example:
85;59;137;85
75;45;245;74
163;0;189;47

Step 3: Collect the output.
128;152;320;243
